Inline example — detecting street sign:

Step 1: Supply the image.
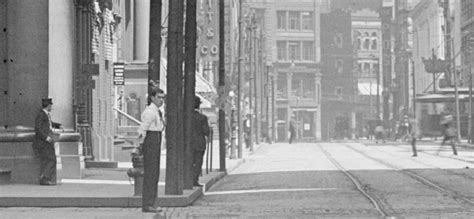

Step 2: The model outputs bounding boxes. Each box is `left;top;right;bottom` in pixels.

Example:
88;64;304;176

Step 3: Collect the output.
113;62;125;85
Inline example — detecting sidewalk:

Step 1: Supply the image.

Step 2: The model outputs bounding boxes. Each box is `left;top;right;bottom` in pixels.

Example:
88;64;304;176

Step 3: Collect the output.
0;140;264;208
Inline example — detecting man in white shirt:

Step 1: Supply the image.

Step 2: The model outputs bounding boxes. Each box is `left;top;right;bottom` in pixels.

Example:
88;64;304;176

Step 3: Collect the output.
138;88;165;213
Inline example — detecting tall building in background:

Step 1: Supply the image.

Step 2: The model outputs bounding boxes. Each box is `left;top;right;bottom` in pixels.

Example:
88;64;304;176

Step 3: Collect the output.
351;5;383;138
246;0;323;142
320;9;356;140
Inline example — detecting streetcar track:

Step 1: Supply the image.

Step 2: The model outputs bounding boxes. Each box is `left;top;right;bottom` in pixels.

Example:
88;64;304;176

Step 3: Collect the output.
341;143;474;208
389;142;474;170
368;143;474;181
317;143;391;218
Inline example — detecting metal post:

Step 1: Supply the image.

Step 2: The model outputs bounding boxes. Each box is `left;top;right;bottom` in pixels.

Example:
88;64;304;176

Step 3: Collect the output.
412;59;416;117
235;0;243;160
453;40;461;142
254;24;260;146
218;0;226;172
469;68;472;143
468;49;473;143
183;0;197;189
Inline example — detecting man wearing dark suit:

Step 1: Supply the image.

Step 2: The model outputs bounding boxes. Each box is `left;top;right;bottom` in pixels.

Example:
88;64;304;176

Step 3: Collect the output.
32;98;59;185
192;96;210;187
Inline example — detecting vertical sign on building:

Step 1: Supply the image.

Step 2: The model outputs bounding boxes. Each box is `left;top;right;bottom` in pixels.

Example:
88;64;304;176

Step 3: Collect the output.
113;62;125;85
197;0;219;61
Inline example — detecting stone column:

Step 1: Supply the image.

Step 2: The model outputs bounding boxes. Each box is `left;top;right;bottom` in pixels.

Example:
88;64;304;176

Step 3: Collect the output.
133;0;150;62
48;0;75;130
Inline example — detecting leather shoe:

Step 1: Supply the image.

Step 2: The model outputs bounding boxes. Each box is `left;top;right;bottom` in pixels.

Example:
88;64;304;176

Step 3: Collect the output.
142;206;162;213
193;183;204;187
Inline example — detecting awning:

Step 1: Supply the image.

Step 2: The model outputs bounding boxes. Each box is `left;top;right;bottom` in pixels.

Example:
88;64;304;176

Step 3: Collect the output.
415;93;470;103
160;58;216;95
196;73;216;93
358;83;382;96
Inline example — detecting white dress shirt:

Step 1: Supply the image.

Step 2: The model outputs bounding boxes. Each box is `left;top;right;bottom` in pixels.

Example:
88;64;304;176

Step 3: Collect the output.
138;103;164;137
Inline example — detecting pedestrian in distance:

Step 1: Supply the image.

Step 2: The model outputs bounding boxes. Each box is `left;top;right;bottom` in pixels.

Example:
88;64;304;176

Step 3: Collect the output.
192;96;210;187
408;116;420;157
32;98;61;186
289;115;297;144
244;114;251;148
439;112;458;155
138;88;165;213
399;115;410;142
374;118;385;144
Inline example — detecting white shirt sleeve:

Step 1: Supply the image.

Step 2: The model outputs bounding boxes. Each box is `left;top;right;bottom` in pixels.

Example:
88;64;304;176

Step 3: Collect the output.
138;109;154;137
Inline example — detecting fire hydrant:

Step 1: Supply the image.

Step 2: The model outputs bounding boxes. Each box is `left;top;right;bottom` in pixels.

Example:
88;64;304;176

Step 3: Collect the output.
127;146;144;196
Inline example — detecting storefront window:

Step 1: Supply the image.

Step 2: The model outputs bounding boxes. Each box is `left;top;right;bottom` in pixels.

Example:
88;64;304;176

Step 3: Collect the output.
291;73;315;99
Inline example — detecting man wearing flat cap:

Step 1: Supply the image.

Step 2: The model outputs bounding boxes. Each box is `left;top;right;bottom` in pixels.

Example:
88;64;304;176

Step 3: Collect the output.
32;98;60;185
192;96;210;187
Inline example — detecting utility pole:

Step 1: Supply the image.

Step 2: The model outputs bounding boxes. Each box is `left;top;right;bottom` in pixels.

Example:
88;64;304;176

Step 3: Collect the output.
183;0;197;189
254;24;260;145
218;0;226;171
248;14;254;152
165;0;184;195
234;0;243;160
148;0;162;91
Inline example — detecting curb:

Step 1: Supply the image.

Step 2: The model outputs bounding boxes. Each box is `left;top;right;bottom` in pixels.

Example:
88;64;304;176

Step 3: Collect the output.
0;144;263;208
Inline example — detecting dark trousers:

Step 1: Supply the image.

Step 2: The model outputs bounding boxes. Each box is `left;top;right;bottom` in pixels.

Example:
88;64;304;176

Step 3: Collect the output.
411;137;418;156
142;131;162;208
289;130;296;144
192;150;205;184
35;143;57;182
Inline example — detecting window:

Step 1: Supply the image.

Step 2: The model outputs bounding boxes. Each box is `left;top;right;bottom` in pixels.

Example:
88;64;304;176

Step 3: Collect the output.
371;39;377;50
384;40;390;49
288;11;300;30
302;41;314;61
364;39;370;50
335;87;343;96
292;73;315;99
277;73;288;99
301;12;313;30
364;62;370;75
288;41;301;61
334;33;343;48
277;11;287;30
277;41;287;60
335;59;343;74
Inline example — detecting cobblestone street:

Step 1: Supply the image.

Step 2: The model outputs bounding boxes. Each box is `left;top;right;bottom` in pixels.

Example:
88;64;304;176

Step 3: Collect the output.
2;141;473;218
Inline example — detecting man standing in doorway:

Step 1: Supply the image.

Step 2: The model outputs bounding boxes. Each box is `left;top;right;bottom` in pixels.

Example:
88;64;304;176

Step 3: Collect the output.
138;88;165;213
32;98;60;185
192;96;210;187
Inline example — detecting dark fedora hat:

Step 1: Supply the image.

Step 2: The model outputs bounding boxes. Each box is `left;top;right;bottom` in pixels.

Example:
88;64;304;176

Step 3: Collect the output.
41;98;53;107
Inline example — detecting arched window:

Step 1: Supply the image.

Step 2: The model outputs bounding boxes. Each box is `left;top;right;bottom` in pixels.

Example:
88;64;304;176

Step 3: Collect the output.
364;39;370;50
371;39;377;50
353;31;361;50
